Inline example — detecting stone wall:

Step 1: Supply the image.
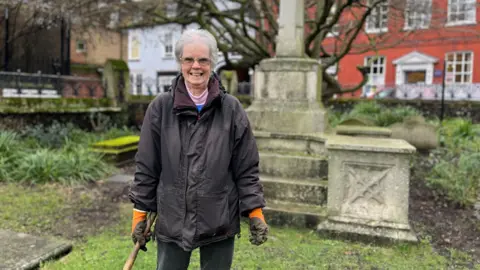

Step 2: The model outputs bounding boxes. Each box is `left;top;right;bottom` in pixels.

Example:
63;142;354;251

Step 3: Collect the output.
325;98;480;123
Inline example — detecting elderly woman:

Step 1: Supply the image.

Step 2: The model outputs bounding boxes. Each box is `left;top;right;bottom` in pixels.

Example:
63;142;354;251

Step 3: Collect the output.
129;29;268;270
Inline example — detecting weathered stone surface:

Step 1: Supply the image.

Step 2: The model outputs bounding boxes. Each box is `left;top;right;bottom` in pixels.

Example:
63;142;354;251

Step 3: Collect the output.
337;117;375;126
317;217;418;243
264;200;327;229
247;57;328;134
325;135;416;154
254;131;326;156
276;0;305;57
0;230;72;270
259;152;328;179
390;116;438;151
260;176;328;205
474;192;480;220
318;135;418;242
335;125;392;138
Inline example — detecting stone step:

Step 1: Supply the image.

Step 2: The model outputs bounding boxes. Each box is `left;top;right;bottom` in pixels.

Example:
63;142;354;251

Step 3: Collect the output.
259;152;328;179
254;131;327;156
260;175;328;205
263;199;327;229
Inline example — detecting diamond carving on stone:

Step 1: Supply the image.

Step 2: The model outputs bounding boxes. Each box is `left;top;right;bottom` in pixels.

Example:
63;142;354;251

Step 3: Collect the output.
341;163;392;219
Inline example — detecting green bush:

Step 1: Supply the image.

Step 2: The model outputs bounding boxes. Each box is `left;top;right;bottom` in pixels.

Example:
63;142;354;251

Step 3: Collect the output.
0;129;117;184
425;118;480;207
330;101;422;127
427;151;480;207
18;121;138;149
8;145;114;185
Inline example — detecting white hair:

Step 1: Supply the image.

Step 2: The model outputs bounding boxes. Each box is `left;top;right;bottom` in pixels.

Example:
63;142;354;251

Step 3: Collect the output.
175;29;219;69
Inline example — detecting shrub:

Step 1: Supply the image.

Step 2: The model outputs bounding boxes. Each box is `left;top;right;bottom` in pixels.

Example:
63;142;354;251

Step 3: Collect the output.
9;144;114;185
20;121;85;149
331;101;422;127
424;118;480;207
0;129;116;185
0;131;24;181
426;151;480;207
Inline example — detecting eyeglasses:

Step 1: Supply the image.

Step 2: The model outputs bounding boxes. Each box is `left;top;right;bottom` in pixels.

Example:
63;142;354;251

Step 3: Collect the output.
180;57;211;66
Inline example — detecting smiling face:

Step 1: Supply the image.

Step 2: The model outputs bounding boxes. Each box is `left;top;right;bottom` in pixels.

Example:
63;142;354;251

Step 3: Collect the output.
181;42;212;91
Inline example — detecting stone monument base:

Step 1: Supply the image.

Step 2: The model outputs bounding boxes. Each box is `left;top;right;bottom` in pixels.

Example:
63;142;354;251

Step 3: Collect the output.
247;101;327;134
246;57;327;134
317;216;418;243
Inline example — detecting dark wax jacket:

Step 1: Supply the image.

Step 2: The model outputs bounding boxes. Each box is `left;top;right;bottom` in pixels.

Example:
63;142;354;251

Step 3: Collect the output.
129;73;265;251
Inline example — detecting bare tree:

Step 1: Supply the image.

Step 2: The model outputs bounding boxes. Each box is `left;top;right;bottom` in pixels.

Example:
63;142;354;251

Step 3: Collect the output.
0;0;126;72
115;0;446;99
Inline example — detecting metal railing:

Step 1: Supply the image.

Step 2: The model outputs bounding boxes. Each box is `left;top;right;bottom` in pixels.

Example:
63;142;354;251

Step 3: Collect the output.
352;83;480;101
0;71;106;98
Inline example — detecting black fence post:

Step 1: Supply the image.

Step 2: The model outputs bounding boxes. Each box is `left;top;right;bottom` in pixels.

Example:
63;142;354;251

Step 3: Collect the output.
440;59;446;122
4;7;9;71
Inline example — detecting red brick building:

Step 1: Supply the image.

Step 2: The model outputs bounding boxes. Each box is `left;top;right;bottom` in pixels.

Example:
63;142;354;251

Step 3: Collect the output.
323;0;480;100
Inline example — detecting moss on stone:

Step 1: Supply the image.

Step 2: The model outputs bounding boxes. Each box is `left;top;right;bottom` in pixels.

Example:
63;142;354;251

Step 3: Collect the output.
71;63;102;73
105;59;129;71
0;97;115;113
92;135;140;149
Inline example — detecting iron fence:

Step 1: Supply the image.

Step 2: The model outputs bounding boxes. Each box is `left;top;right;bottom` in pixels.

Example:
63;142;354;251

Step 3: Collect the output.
351;83;480;101
0;71;106;98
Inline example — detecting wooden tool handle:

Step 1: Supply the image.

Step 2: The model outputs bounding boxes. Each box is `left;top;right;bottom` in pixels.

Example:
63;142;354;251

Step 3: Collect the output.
123;212;157;270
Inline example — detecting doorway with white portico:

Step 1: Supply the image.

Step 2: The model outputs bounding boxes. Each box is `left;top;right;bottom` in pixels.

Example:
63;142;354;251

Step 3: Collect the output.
393;51;438;85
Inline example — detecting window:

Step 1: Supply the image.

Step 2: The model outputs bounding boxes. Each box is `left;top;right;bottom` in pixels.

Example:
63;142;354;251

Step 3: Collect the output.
448;0;476;25
76;40;86;53
366;0;389;33
164;33;174;58
363;56;386;95
130;73;144;95
445;52;473;84
157;74;177;93
405;0;432;29
129;33;141;60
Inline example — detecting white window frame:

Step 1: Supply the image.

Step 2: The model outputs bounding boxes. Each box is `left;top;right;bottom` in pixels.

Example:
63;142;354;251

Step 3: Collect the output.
404;0;432;30
446;0;476;26
363;56;386;95
128;32;141;61
157;74;177;93
164;32;174;58
365;0;389;34
130;72;144;95
445;51;474;84
75;39;86;53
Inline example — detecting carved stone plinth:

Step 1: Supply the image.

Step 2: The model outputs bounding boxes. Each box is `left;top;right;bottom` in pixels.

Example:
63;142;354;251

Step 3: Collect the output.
317;136;418;242
246;58;327;134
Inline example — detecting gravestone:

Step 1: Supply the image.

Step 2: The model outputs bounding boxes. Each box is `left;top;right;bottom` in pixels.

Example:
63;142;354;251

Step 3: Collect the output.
246;0;327;134
0;230;72;269
317;136;418;242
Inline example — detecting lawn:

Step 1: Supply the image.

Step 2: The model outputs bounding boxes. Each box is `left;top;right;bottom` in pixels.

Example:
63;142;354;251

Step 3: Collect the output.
0;183;475;270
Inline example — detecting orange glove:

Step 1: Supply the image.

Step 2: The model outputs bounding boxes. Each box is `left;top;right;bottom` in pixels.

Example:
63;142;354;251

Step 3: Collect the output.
248;208;268;245
132;209;147;233
131;209;149;251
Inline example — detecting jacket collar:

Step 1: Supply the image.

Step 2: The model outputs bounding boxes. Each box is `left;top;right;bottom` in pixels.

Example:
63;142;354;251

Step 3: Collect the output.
171;72;226;114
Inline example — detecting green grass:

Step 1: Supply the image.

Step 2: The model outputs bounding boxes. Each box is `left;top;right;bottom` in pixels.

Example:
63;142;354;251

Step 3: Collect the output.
0;182;477;269
0;183;93;236
41;205;477;270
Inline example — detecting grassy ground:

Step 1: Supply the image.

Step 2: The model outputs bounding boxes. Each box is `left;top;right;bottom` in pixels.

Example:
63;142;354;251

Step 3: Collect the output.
1;183;478;270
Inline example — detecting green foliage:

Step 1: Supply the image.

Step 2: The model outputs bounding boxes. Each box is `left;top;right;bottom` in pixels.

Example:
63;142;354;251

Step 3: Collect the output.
4;144;114;185
41;204;476;270
0;125;129;184
328;101;422;127
425;118;480;207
